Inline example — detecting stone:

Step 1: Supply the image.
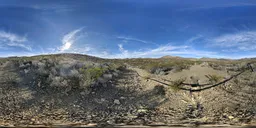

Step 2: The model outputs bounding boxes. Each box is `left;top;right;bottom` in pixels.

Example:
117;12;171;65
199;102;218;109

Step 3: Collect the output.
98;77;107;84
113;72;119;77
94;98;105;104
19;64;26;69
101;98;106;102
80;90;90;96
103;74;112;80
138;108;148;113
107;120;114;124
87;123;97;127
24;69;30;74
228;115;234;119
31;118;36;121
120;97;126;100
114;99;120;105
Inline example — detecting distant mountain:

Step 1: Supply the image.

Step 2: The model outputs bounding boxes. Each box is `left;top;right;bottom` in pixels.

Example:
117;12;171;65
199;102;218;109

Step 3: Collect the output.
161;55;182;59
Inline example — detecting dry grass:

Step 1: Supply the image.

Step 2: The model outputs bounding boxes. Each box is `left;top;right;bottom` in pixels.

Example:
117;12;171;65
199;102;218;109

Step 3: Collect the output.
168;77;186;92
118;58;199;74
205;74;223;84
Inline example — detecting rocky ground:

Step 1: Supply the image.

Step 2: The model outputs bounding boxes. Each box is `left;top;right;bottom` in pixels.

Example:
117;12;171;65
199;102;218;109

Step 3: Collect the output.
0;54;255;127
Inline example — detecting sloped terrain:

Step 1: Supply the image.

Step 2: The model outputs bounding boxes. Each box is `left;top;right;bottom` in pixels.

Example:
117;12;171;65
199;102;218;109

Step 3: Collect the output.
0;54;255;127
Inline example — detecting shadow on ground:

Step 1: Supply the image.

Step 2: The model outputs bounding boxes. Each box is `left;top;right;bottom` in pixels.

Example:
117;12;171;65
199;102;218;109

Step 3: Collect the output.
0;67;166;126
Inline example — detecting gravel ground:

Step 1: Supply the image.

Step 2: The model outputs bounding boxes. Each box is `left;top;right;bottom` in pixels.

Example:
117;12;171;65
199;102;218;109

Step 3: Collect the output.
0;55;255;127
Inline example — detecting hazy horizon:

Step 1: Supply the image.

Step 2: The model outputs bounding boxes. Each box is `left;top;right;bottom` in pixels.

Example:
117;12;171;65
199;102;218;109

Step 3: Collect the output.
1;0;256;59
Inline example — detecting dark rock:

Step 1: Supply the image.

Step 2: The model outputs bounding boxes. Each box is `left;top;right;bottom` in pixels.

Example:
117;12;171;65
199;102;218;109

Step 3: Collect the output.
153;85;166;95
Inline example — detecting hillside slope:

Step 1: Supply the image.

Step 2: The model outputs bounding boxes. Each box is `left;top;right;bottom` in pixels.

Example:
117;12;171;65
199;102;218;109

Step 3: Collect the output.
0;54;255;127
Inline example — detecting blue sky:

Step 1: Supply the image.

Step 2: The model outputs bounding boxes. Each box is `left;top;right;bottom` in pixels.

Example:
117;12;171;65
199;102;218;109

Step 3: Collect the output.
1;0;256;58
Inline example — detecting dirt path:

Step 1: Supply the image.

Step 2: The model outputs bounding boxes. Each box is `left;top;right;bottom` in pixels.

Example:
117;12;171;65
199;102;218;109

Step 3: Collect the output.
0;60;255;126
129;65;256;125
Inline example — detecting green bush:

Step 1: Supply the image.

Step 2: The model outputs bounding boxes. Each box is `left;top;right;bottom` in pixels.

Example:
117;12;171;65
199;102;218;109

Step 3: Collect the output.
79;66;106;87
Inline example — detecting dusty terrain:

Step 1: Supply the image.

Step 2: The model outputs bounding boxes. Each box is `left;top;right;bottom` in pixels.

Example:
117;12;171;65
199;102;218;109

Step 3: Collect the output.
0;53;255;127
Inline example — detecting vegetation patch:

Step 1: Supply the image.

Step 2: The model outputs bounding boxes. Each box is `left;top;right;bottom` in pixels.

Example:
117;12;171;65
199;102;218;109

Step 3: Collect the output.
168;77;186;92
205;74;223;84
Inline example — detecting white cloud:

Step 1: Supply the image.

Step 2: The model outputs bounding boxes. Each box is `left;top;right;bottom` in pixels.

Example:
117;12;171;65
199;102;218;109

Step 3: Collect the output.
7;42;32;51
117;36;158;45
118;44;128;54
178;3;256;11
0;30;31;51
209;31;256;51
94;43;217;59
59;27;84;51
187;35;203;44
0;31;27;42
35;4;75;12
67;46;92;54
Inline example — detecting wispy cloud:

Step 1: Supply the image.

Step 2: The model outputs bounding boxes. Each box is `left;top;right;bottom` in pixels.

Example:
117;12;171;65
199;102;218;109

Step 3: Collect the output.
0;31;27;42
59;27;85;51
118;44;128;55
0;30;31;51
32;4;75;13
178;3;256;11
6;42;32;51
96;43;217;58
117;36;158;46
186;35;203;44
209;31;256;51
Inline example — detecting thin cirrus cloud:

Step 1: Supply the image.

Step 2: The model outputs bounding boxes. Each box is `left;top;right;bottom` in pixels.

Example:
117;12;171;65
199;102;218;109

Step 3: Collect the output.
59;27;85;52
209;31;256;51
117;36;158;46
98;43;217;58
32;4;75;12
186;35;203;44
0;30;31;51
177;2;256;11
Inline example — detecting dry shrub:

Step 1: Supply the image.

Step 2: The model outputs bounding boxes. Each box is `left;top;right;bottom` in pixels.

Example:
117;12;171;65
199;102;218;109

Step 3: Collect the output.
169;77;186;92
79;66;106;88
205;74;222;84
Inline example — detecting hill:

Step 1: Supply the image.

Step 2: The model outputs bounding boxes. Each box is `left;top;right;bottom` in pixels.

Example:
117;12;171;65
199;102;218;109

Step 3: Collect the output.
0;53;255;127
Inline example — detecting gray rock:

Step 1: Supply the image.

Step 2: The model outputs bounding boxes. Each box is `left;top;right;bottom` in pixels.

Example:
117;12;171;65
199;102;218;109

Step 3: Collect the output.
94;98;106;104
103;74;112;80
98;77;107;84
113;72;119;77
114;69;120;73
114;99;120;105
19;64;25;69
120;97;126;100
19;63;30;69
24;69;30;74
80;90;90;95
37;62;45;68
75;63;85;69
101;98;106;102
107;120;115;124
